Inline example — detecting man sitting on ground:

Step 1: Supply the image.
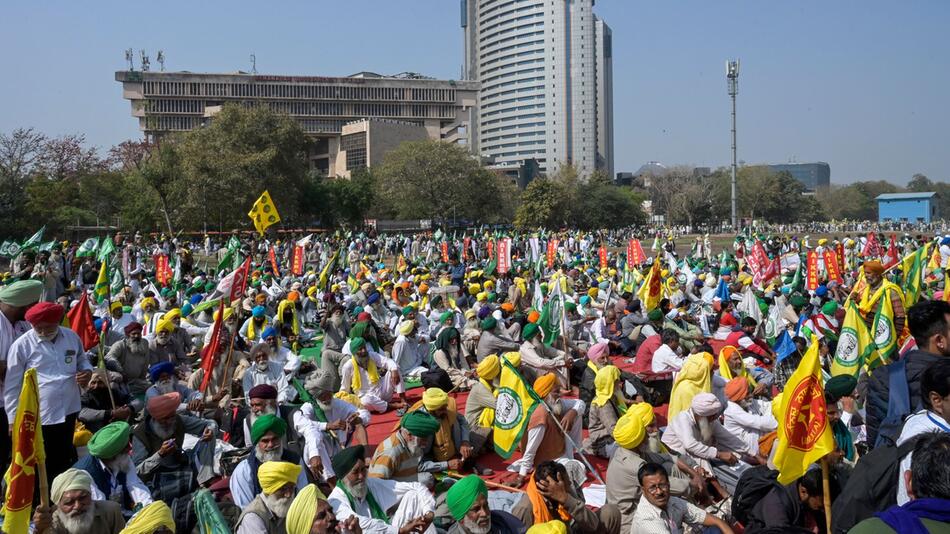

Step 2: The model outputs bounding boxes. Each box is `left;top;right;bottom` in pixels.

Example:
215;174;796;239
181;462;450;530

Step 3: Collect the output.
75;421;152;517
632;462;734;534
32;468;125;534
445;474;525;534
235;461;302;534
230;413;309;508
511;460;620;534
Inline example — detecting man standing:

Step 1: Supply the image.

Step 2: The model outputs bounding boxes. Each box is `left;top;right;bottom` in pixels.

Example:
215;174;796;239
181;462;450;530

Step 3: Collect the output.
857;259;906;336
5;301;92;483
319;304;350;391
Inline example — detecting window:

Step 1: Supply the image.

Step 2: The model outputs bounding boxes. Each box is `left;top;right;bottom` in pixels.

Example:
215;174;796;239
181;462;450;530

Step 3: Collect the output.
341;132;367;170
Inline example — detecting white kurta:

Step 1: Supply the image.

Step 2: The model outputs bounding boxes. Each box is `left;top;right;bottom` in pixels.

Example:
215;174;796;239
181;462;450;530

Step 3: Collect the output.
328;477;436;534
507;398;585;476
293;399;371;478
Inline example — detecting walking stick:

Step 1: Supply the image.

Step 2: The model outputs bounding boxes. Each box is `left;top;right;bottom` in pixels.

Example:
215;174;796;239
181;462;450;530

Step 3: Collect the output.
537;395;606;485
445;470;525;493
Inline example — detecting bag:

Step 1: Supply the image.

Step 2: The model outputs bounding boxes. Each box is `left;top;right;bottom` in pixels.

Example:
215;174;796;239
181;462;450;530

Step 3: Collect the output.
875;358;911;448
731;465;789;529
830;435;922;533
219;446;251;477
421;367;453;392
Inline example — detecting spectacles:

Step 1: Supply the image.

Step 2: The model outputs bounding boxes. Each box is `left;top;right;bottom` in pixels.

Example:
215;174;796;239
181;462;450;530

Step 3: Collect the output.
644;483;670;494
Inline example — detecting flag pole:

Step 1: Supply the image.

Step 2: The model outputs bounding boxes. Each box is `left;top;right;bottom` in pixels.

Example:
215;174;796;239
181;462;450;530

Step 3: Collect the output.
821;456;833;534
37;456;49;509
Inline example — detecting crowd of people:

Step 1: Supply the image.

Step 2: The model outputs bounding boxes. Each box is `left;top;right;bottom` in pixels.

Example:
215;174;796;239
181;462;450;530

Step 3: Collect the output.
0;226;949;534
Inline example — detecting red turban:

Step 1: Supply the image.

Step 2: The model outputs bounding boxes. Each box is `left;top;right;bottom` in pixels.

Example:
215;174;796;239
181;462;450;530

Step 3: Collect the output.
147;392;181;420
719;313;737;327
356;312;371;323
248;384;278;400
124;321;143;335
25;302;65;325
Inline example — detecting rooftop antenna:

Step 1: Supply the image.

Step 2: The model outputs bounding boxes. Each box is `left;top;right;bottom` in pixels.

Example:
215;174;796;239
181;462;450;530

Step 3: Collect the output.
140;50;150;72
157;50;165;71
125;48;134;71
250;53;257;74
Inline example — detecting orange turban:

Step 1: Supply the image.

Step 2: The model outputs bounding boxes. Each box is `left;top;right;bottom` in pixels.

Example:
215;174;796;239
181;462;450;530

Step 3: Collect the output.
501;303;514;313
863;260;884;276
146;392;181;420
725;377;750;402
533;373;557;398
528;310;541;323
287;291;300;302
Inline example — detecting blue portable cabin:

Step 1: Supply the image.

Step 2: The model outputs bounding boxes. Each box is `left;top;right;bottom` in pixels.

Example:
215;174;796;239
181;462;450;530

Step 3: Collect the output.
875;192;938;223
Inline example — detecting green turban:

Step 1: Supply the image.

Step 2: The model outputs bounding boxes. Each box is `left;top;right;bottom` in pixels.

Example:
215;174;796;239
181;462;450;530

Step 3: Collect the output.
439;311;454;324
522;322;539;340
331;445;365;478
825;375;857;401
487;293;497;303
400;411;440;437
0;280;43;307
251;413;288;444
204;281;216;292
564;301;577;312
480;317;497;331
789;294;807;308
87;421;131;459
402;306;414;317
350;337;367;352
447;475;488;520
647;308;663;321
822;301;839;315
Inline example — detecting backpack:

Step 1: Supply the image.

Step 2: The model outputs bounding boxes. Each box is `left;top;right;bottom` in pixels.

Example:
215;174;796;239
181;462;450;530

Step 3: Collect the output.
830;435;922;533
731;465;790;529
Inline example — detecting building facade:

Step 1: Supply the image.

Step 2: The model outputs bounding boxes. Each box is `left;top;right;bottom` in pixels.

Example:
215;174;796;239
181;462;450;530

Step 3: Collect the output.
115;70;478;176
767;162;831;191
876;192;938;223
462;0;614;178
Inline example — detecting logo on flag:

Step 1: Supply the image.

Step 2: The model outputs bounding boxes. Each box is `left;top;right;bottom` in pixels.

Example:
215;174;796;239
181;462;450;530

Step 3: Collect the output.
783;375;828;450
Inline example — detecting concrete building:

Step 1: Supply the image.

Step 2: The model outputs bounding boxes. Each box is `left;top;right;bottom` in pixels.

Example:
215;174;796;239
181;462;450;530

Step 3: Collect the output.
876;192;938;223
335;119;429;178
462;0;614;178
115;70;478;176
768;162;831;191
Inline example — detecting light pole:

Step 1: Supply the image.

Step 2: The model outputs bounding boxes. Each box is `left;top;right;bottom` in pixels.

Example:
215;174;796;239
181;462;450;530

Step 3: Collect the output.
726;59;739;230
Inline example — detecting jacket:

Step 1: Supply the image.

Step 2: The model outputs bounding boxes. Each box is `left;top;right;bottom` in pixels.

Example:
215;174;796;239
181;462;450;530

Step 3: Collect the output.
866;349;942;447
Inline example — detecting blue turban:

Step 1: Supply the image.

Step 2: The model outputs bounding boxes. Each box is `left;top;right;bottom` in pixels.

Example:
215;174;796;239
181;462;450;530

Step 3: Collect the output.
367;293;380;305
816;285;828;297
149;361;176;383
262;326;278;339
252;306;266;318
477;306;491;320
181;303;193;317
94;318;105;332
190;294;203;306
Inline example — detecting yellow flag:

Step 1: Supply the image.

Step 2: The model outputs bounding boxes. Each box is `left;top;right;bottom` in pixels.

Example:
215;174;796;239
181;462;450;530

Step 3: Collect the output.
2;368;45;534
831;301;877;377
637;261;663;311
247;191;281;236
493;360;540;459
774;336;835;484
871;284;901;366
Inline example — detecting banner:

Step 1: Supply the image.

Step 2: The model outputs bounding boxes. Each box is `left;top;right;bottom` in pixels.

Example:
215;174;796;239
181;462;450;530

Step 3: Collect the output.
486;240;495;261
861;232;882;259
3;368;45;534
93;260;110;303
493;360;540;458
154;254;171;286
225;257;252;304
627;239;645;268
835;242;846;272
268;246;281;278
292;245;305;276
248;190;280;236
497;238;512;274
463;237;471;261
546;239;559;269
831;301;877;377
872;288;899;366
598;246;608;270
823;249;843;284
773;337;834;484
529;237;539;263
441;241;449;263
805;251;819;291
883;235;899;269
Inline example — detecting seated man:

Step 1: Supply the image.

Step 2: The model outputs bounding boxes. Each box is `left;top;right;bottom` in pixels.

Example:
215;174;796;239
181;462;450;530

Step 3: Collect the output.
511;460;620;534
147;318;186;369
76;421;152;516
287;484;359;534
235;461;301;534
633;462;734;534
369;411;441;486
144;361;203;412
432;327;477;391
392;319;429;381
465;354;502;455
476;316;520;362
744;467;837;532
241;305;271;343
662;393;765;476
130;392;216;502
652;329;687;374
329;445;437;534
294;370;370;482
445;474;525;534
242;383;296;448
606;403;701;534
242;342;292;404
339;336;407;413
508;373;585;487
231;414;309;508
579;342;610;409
32;468;126;534
410;387;490;475
262;326;301;374
585;365;628;459
722;377;777;454
105;321;151;403
121;500;176;534
79;368;136;433
519;324;571;393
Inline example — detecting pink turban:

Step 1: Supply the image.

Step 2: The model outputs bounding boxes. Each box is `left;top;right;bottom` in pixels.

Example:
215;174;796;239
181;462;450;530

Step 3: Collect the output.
690;392;722;417
587;342;609;363
147;392;181;420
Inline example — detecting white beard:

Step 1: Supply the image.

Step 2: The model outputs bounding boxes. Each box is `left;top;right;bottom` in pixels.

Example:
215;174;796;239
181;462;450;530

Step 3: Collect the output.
262;492;293;519
149;419;175;440
155;380;175;395
104;454;132;474
643;433;662;454
345;479;368;500
248;405;278;428
547;396;564;418
54;505;95;534
460;515;492;534
255;444;283;463
697;417;715;443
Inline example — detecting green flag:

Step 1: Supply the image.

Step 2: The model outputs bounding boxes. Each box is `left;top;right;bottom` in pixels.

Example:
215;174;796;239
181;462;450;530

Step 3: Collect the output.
20;226;45;250
97;236;116;262
537;284;564;347
193;489;230;534
216;248;234;273
76;237;100;257
227;235;241;252
0;241;17;259
109;263;125;295
38;241;56;252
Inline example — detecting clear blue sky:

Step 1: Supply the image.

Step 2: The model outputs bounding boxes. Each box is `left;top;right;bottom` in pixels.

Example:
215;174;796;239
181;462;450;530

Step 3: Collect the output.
2;0;947;185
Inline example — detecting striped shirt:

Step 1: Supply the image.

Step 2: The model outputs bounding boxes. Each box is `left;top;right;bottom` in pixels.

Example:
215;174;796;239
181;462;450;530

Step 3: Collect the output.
368;433;421;481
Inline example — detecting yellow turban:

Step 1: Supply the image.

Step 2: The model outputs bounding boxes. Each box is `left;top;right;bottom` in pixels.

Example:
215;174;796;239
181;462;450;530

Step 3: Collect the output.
109;301;123;312
398;320;415;336
258;461;302;495
718;346;757;387
163;308;181;321
155;317;175;334
503;351;521;367
51;468;92;504
667;353;713;420
140;297;156;310
464;308;477;320
591;365;621;408
121;501;175;534
613;410;647;449
476;355;501;381
527;520;568;534
469;283;481;295
422;388;449;411
286;484;327;534
628;401;655;427
484;280;495;290
213;307;234;322
476;292;487;302
533;373;557;398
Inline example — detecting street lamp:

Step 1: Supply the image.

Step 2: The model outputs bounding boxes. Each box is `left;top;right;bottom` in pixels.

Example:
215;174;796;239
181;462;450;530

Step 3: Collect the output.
726;59;739;230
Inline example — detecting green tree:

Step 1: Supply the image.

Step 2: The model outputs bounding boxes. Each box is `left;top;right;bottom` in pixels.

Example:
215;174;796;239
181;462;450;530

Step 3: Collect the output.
514;177;571;229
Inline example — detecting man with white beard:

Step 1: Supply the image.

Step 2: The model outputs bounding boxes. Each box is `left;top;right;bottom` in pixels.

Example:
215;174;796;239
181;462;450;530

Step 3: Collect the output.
32;468;125;534
74;421;153;517
242;384;296;448
294;370;370;482
235;461;302;534
231;413;310;508
242;342;292;403
606;403;702;534
329;445;438;534
319;304;350;391
445;475;524;534
368;411;441;486
722;376;777;453
518;323;571;393
144;361;203;412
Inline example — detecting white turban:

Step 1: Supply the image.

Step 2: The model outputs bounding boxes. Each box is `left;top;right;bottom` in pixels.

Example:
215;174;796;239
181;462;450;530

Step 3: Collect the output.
691;392;722;417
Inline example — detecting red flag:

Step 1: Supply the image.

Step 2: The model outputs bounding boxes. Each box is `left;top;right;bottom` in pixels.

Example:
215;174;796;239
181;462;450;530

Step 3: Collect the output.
268;246;281;278
292;246;304;276
806;250;820;291
598;246;608;269
199;300;226;393
862;232;882;258
486;240;495;261
883;235;899;269
228;257;252;304
463;237;471;261
154;254;172;286
67;292;99;351
497;238;512;274
823;249;843;284
835;242;846;272
627;239;645;268
546;239;559;269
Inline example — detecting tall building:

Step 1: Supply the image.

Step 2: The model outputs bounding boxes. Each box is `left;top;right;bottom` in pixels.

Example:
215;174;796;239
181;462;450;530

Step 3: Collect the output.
767;162;831;191
115;70;478;176
462;0;614;178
